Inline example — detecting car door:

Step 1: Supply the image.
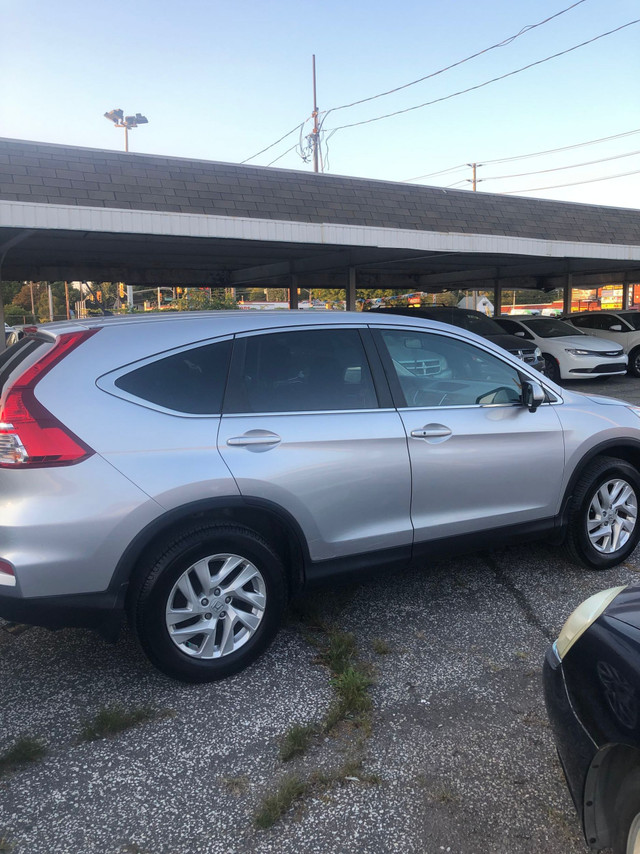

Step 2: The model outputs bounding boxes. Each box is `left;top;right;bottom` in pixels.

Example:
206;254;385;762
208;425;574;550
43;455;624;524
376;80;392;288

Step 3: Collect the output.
218;326;413;562
373;325;566;543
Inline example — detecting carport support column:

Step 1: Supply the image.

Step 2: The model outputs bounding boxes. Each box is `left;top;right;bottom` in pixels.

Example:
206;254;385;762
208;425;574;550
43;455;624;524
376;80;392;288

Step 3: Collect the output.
492;280;502;317
563;273;573;315
289;274;299;310
346;267;357;312
623;279;630;309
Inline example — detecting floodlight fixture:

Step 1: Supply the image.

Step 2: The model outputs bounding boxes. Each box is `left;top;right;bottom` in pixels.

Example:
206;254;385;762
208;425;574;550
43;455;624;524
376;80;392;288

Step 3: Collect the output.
103;108;149;152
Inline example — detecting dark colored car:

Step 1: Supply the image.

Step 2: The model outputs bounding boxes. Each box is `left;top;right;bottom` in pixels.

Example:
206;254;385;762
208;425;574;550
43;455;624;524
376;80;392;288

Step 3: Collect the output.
368;306;544;372
543;585;640;853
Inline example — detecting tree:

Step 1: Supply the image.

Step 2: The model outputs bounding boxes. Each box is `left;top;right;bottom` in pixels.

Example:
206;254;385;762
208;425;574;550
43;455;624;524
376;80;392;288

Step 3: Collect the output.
175;289;238;311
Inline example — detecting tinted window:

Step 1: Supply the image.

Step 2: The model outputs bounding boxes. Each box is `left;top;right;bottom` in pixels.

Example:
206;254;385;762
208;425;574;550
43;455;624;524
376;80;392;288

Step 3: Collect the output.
570;314;620;331
520;318;582;338
618;312;640;330
115;340;231;414
228;329;378;413
380;328;523;408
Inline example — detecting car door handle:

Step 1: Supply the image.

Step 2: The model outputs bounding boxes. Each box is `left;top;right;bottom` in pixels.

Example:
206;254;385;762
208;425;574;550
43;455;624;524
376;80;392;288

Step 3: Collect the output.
410;424;452;439
226;430;282;447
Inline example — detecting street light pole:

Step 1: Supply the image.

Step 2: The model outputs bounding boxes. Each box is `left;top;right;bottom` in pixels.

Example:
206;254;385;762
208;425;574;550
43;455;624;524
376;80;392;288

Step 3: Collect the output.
104;109;149;152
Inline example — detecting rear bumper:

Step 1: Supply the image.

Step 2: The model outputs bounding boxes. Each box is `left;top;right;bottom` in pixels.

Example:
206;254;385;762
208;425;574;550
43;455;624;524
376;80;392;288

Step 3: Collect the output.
0;587;125;640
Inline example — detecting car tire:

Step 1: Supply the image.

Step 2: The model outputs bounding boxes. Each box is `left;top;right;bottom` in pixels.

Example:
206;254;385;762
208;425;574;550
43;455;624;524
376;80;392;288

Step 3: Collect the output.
629;347;640;378
543;354;561;384
132;524;288;682
612;768;640;854
564;457;640;570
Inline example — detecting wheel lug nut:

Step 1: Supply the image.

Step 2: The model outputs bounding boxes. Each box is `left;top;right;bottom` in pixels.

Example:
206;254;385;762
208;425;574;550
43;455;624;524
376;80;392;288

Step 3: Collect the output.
201;598;209;606
214;588;221;596
225;597;231;604
219;611;226;619
204;612;212;619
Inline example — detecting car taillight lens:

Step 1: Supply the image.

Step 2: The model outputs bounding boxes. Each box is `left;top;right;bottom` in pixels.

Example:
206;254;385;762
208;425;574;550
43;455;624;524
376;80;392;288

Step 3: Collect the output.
0;330;98;468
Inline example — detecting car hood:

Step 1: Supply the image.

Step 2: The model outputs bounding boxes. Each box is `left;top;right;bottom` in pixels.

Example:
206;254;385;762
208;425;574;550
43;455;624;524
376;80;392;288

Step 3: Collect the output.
547;334;624;351
484;332;538;352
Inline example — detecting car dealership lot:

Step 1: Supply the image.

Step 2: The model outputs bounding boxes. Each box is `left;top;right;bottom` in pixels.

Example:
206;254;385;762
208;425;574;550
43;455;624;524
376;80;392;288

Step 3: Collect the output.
1;374;640;854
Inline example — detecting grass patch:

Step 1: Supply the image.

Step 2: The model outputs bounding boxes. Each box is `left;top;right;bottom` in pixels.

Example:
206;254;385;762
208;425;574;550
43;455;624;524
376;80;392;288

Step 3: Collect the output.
221;775;249;796
0;837;13;853
79;705;169;742
371;638;391;655
318;630;357;674
280;723;317;762
254;775;307;829
0;737;47;777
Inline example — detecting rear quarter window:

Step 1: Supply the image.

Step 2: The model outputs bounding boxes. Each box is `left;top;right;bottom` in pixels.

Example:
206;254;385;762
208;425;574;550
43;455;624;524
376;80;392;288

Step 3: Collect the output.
112;339;232;414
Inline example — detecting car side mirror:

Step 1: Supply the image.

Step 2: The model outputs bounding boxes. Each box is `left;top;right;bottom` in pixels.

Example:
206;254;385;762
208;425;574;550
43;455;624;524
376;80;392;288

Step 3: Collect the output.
610;324;623;331
514;330;526;337
522;379;546;413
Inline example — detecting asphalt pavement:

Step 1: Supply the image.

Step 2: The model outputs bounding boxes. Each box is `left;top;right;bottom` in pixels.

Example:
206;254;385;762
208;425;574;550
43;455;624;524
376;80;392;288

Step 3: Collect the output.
1;374;639;854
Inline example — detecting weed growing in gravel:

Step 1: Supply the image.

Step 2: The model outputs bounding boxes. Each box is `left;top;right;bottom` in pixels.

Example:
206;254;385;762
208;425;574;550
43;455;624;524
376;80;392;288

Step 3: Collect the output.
221;775;249;796
432;785;459;804
0;737;47;777
79;705;171;742
371;638;391;655
280;723;318;762
0;836;13;852
254;775;307;829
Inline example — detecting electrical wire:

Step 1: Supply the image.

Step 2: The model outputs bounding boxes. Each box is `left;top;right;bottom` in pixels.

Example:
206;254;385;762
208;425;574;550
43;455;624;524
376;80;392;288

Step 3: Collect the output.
266;144;298;167
325;20;640;133
483;149;640;181
481;127;640;166
503;168;640;194
324;0;588;114
405;128;640;182
240;120;308;164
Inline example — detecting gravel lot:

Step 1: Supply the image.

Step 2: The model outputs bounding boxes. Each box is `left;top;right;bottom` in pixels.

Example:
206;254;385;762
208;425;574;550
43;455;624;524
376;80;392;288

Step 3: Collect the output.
2;375;640;854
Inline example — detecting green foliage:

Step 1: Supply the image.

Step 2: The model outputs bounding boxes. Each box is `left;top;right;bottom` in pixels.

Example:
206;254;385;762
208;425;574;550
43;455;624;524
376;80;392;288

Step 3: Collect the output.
254;775;307;828
279;723;317;762
0;737;47;777
175;289;237;311
79;705;168;742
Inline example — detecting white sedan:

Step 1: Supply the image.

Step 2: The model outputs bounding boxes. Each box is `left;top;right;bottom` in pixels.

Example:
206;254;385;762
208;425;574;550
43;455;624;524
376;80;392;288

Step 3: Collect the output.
495;315;627;383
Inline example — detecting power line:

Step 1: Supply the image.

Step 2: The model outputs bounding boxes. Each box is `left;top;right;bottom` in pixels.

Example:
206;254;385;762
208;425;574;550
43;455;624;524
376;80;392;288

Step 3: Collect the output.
266;143;299;167
504;168;640;194
325;20;640;133
484;148;640;181
481;127;640;166
405;128;640;182
324;0;588;114
240;120;308;164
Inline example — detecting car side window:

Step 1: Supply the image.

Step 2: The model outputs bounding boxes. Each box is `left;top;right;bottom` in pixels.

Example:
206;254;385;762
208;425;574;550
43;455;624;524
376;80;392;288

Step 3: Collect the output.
499;319;534;339
572;314;617;330
379;328;523;408
227;328;378;413
114;339;232;414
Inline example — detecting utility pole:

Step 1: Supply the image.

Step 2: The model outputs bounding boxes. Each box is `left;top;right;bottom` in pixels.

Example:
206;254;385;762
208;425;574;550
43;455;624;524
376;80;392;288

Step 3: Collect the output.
467;162;482;191
311;55;319;173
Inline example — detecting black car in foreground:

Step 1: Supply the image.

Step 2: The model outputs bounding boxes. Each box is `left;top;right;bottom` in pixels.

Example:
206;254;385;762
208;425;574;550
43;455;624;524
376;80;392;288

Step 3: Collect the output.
544;585;640;853
368;306;545;372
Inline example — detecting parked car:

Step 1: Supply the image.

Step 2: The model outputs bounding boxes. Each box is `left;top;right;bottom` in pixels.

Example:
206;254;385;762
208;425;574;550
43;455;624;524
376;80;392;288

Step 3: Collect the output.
2;311;640;682
563;311;640;377
494;315;627;383
368;306;545;372
544;585;640;853
4;323;17;347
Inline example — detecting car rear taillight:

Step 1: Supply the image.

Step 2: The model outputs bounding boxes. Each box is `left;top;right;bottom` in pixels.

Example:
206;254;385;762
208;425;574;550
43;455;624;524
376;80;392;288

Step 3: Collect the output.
0;559;16;586
0;330;98;468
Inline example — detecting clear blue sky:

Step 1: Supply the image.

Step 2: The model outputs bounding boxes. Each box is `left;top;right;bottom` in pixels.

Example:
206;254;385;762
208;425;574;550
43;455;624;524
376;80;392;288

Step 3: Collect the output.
2;0;639;207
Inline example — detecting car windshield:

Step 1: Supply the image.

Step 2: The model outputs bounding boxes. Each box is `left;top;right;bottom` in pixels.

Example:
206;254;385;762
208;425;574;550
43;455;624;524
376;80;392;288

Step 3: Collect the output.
441;310;504;336
619;312;640;330
520;318;584;338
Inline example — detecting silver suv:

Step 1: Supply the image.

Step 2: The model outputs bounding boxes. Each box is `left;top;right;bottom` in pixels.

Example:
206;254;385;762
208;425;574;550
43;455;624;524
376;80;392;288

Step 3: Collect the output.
2;311;640;682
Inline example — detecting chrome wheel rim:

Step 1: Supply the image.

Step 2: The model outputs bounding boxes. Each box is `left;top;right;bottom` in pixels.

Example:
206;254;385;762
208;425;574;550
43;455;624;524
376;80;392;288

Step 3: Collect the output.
165;553;267;659
587;478;638;554
627;813;640;854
